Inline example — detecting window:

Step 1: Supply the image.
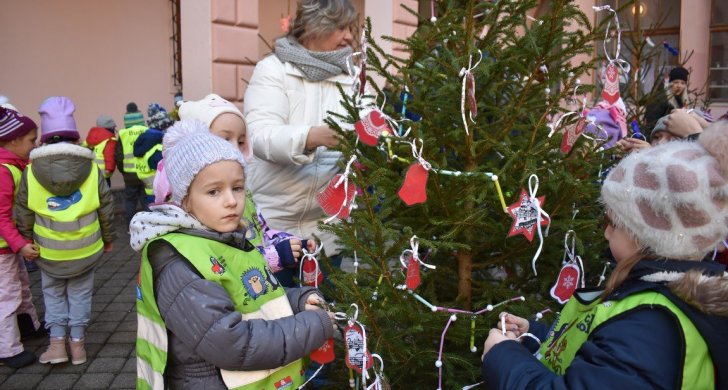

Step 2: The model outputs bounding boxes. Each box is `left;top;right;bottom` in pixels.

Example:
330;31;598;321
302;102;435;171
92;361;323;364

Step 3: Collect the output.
709;0;728;101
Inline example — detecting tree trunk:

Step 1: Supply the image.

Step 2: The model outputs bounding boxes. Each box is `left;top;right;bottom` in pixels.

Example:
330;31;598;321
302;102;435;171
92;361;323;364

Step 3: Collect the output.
456;250;473;310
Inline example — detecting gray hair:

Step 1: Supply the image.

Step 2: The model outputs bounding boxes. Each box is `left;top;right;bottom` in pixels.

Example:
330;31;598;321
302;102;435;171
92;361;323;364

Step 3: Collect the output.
289;0;358;43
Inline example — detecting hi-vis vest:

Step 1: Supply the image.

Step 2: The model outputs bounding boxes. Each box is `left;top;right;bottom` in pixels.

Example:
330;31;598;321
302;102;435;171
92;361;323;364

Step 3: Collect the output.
83;138;115;178
136;233;305;390
242;191;262;247
539;289;713;389
135;143;162;197
0;164;22;249
27;166;103;261
119;125;147;174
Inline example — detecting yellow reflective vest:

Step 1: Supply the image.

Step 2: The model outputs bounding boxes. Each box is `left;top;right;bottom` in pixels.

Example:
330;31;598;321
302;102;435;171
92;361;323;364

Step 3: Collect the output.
83;138;115;179
27;166;103;261
135;144;162;197
119;125;147;174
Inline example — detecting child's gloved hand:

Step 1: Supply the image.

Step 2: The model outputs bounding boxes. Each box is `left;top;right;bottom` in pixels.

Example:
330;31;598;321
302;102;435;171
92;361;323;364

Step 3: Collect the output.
19;243;39;260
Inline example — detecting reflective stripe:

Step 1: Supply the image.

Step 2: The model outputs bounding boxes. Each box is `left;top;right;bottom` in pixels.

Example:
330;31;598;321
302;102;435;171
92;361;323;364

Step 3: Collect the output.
123;163;136;169
137;358;165;390
33;229;101;250
34;212;97;232
137;315;168;352
94;158;105;166
124;153;135;159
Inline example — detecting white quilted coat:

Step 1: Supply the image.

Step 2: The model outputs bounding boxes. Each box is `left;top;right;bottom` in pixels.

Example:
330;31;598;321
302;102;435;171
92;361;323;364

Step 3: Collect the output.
243;54;356;256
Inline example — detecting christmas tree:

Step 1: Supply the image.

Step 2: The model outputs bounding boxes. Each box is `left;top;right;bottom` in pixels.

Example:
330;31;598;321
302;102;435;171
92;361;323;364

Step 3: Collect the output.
318;0;611;387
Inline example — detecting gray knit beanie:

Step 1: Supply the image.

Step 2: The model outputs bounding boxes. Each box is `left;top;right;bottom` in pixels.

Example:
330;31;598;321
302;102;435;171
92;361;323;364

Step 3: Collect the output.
163;119;246;203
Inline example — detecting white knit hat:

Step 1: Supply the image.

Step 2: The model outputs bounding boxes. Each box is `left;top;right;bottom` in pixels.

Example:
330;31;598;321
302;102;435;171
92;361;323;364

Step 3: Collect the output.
601;120;728;260
177;94;252;160
163;119;246;203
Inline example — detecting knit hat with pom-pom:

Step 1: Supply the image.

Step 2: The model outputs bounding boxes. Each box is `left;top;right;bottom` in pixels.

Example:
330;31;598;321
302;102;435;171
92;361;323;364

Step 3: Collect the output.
601;120;728;260
163;119;246;203
177;94;251;160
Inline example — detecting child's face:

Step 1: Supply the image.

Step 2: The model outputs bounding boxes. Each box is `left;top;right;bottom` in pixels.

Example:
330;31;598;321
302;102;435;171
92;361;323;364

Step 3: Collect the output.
10;128;38;160
209;113;247;154
603;212;640;262
183;160;246;233
671;80;686;96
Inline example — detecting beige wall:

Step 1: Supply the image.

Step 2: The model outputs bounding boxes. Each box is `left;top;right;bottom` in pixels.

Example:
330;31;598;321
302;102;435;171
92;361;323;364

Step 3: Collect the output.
0;0;175;188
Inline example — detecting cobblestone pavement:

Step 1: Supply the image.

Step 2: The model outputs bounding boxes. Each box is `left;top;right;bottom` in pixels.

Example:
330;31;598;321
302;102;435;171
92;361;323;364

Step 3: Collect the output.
0;220;138;390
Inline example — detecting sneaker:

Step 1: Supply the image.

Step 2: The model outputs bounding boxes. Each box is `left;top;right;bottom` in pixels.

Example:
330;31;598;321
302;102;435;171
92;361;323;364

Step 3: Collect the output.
68;338;86;365
38;337;68;364
0;350;36;368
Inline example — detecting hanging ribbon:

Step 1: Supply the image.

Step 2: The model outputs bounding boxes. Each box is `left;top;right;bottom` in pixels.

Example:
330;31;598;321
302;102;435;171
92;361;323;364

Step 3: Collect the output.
528;174;551;275
592;5;630;74
366;354;388;390
459;50;483;135
398;235;437;270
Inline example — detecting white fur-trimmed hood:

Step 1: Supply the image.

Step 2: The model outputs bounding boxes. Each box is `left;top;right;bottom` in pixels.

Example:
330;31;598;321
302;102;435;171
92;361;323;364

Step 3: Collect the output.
30;142;94;160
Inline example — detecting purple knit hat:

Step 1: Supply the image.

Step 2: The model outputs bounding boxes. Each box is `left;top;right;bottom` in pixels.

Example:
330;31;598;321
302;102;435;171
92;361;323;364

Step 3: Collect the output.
38;96;80;143
0;107;37;142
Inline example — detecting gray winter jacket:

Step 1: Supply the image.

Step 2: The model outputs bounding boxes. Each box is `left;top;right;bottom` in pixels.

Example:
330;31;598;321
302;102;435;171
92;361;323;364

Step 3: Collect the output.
14;143;115;278
146;230;333;390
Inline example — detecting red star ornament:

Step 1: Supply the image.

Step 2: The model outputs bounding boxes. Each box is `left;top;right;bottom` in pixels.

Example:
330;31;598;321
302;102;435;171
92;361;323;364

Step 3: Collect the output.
507;189;547;242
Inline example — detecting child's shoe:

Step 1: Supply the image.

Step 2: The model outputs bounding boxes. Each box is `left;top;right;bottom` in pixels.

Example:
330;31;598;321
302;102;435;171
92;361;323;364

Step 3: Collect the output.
38;337;68;364
0;350;36;368
68;338;86;365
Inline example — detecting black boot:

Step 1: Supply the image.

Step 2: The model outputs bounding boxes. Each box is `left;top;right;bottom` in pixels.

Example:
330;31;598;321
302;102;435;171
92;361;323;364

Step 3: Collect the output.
18;314;46;341
0;350;36;368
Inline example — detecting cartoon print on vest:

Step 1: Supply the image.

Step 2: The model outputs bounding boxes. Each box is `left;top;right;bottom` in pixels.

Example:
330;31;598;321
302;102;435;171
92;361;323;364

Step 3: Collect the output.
263;265;280;291
241;268;267;299
544;321;577;374
273;376;293;389
210;256;225;275
46;189;82;211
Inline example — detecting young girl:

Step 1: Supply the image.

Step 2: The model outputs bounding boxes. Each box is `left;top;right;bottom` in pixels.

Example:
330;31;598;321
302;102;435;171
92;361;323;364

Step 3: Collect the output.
159;94;312;286
481;121;728;389
131;120;334;390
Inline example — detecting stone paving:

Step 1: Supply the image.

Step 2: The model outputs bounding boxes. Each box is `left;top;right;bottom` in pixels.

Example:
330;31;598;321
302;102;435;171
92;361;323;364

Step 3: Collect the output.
0;218;138;390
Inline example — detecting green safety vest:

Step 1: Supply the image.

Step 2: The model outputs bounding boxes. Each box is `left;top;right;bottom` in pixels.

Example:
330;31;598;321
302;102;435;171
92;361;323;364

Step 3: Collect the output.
135;143;162;197
0;163;22;249
136;233;305;390
119;125;147;174
83;138;115;179
539;289;713;389
242;191;262;247
27;165;103;261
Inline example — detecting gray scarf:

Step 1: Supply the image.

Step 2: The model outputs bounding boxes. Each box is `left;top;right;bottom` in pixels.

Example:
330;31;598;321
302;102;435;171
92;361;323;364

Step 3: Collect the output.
274;36;352;82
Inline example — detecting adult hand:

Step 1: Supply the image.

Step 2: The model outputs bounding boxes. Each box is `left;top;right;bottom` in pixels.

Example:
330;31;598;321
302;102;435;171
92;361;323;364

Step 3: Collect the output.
499;312;529;337
482;328;517;361
664;109;703;138
19;243;39;260
617;137;651;152
305;126;340;150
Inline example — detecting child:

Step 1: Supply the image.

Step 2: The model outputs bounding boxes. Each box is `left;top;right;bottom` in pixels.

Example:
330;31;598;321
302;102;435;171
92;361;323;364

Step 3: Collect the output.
480;121;728;388
115;102;148;226
83;115;117;187
173;94;312;286
134;103;173;204
131;120;333;389
0;107;43;368
14;97;116;365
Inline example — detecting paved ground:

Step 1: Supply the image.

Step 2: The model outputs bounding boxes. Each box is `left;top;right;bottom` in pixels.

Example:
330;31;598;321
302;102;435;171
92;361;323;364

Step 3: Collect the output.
0;216;138;390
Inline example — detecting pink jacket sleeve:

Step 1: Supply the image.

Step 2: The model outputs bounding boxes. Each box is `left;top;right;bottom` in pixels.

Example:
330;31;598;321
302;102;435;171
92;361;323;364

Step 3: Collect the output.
0;168;30;253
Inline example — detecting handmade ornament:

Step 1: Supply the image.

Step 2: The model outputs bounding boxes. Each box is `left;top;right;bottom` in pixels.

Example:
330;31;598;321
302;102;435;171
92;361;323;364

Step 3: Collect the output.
366;354;390;390
355;109;391;146
459;50;483;135
398;139;432;205
594;5;630;105
310;338;335;364
507;190;547;242
601;62;619;104
550;231;584;304
299;244;324;287
405;253;421;291
317;156;357;221
560;117;586;154
344;323;373;373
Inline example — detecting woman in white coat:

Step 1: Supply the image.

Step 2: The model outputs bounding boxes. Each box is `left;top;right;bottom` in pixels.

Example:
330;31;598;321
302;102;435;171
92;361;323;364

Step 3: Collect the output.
243;0;358;275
